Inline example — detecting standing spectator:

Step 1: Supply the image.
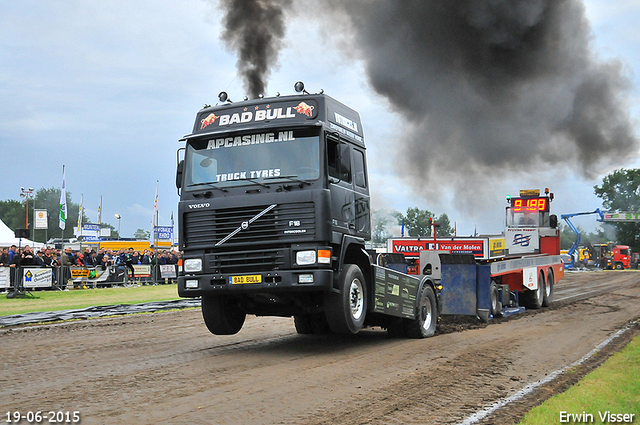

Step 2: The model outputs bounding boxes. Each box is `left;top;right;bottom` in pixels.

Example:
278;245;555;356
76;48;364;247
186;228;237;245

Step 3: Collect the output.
96;248;105;266
140;250;151;265
21;246;36;266
35;250;47;267
124;248;136;280
85;250;98;267
8;245;18;263
0;247;10;266
60;248;76;289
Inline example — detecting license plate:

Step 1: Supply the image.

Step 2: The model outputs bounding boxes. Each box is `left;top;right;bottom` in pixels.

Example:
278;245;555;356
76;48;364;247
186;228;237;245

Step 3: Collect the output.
229;274;262;284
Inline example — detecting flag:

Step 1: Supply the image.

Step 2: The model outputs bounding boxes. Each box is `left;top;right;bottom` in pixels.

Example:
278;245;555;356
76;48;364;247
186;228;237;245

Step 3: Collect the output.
59;166;67;230
97;196;102;225
152;180;159;227
151;180;159;244
77;194;84;232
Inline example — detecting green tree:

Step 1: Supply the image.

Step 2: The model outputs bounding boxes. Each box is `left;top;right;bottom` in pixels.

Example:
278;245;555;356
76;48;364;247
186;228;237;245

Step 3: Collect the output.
594;168;640;251
134;228;151;239
394;207;434;237
0;187;110;242
434;213;453;237
0;199;24;232
372;209;400;245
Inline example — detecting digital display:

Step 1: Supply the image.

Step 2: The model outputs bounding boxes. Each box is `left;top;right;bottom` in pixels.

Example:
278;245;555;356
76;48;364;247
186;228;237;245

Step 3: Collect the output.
511;197;549;212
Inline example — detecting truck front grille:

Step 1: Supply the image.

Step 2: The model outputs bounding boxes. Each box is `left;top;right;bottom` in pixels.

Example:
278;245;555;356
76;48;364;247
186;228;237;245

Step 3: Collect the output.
207;247;286;274
183;202;315;249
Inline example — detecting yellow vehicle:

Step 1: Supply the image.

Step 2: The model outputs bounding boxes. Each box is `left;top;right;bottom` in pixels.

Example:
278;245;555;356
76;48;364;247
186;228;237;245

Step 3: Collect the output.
98;240;172;252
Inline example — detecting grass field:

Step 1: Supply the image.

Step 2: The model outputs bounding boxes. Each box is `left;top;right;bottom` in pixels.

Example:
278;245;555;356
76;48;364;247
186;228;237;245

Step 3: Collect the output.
0;284;181;316
518;334;640;424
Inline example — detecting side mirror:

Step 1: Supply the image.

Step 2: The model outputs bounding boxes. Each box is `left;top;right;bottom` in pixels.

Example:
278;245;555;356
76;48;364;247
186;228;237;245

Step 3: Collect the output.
550;214;558;229
176;159;184;190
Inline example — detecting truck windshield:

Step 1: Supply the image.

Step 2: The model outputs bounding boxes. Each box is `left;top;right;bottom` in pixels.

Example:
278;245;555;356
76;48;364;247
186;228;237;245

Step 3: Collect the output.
506;207;540;228
184;128;320;189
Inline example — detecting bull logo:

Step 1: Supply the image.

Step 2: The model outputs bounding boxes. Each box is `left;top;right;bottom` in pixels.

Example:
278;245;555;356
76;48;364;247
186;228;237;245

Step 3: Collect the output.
200;113;219;129
295;102;314;117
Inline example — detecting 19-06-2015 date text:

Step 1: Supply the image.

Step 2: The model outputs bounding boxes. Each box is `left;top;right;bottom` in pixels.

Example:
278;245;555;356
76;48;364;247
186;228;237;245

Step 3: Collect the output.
4;411;80;424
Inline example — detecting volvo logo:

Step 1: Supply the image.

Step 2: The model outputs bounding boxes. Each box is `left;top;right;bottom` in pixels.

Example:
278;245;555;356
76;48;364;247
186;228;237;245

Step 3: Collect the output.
241;221;249;230
188;203;210;209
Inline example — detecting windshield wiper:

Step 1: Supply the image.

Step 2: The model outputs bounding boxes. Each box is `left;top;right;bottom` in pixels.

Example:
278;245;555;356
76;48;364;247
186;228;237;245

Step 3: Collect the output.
189;178;271;190
188;181;228;192
236;177;271;189
264;174;312;186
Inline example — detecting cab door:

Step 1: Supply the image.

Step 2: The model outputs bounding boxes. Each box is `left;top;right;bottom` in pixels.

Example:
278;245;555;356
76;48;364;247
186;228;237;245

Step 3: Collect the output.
327;136;355;234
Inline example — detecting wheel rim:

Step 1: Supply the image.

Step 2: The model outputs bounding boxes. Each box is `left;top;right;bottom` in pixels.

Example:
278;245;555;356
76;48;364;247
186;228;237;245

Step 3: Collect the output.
537;275;544;302
545;276;552;298
420;293;433;331
349;278;364;320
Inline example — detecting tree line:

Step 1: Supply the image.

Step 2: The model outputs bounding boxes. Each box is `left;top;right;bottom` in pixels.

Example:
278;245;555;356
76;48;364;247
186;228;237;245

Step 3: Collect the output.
0;187;118;242
373;168;640;252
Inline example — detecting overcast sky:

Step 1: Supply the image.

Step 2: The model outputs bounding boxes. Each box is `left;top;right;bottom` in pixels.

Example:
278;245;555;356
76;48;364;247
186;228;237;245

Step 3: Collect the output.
1;0;639;239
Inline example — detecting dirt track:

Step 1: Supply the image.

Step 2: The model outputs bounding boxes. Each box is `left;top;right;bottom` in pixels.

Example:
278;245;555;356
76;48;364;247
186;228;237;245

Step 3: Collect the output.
1;270;639;425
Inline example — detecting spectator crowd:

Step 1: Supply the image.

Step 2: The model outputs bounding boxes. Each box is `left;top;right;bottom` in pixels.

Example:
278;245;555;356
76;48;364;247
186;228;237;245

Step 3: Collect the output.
1;244;182;289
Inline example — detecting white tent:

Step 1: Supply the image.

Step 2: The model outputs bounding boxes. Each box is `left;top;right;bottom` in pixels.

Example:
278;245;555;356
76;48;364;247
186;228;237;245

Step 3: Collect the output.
0;219;43;249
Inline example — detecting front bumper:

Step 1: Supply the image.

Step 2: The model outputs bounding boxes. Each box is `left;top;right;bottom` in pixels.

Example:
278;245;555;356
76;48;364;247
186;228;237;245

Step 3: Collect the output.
178;269;334;297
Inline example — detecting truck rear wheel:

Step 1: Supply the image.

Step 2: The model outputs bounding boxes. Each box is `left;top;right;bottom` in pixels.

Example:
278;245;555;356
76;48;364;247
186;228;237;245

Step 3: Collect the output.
523;271;545;309
404;285;437;338
325;264;367;334
542;271;554;307
202;295;246;335
490;281;502;317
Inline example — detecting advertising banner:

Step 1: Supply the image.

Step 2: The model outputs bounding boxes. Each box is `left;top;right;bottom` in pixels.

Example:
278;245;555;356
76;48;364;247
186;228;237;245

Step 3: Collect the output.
70;267;110;283
23;268;53;288
160;264;177;278
34;209;48;229
388;238;488;258
0;268;10;288
130;265;151;278
154;226;173;241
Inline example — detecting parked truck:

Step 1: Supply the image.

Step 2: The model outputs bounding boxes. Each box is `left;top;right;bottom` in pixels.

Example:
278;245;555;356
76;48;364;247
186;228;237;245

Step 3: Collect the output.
175;83;564;337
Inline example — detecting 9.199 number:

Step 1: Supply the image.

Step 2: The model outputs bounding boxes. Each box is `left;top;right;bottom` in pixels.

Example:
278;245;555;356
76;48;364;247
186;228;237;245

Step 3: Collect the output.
4;411;81;423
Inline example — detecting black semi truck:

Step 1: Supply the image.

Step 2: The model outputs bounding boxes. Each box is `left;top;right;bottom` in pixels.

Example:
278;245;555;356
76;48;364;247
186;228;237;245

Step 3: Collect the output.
175;82;560;337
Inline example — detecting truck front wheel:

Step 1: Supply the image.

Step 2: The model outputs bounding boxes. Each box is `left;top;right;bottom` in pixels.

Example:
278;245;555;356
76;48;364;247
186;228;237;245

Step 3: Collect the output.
325;264;367;334
202;295;246;335
404;284;437;338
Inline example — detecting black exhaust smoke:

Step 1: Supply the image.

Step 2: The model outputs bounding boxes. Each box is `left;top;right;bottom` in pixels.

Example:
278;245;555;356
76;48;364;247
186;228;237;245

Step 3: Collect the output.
322;0;637;207
218;0;292;98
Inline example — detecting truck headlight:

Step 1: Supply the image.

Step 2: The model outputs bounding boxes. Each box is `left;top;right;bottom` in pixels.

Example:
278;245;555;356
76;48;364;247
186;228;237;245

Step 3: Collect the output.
296;250;316;265
184;258;203;273
185;279;199;289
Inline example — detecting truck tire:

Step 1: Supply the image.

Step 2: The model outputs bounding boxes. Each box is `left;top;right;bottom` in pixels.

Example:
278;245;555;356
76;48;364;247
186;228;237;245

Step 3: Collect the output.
404;284;437;338
325;264;367;334
542;271;554;307
202;295;246;335
490;281;502;317
615;262;623;270
523;271;545;309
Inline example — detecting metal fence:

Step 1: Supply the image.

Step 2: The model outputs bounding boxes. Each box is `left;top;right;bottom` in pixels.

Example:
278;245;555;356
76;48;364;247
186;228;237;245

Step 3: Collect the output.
1;264;180;294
